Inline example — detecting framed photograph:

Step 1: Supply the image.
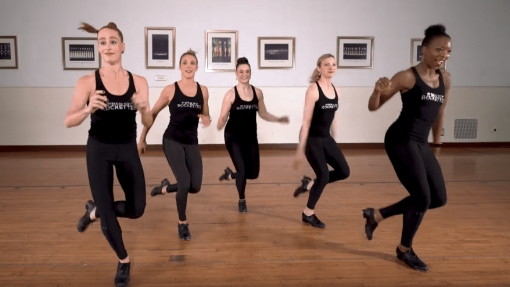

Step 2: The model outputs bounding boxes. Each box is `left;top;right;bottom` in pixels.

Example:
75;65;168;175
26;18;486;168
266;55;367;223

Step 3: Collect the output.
62;37;101;70
0;36;19;69
205;30;238;72
145;27;175;69
411;38;447;69
258;37;295;69
337;36;374;69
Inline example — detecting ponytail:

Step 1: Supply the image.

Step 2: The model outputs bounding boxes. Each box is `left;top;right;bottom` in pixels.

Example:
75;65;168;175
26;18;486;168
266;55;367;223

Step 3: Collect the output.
78;22;124;42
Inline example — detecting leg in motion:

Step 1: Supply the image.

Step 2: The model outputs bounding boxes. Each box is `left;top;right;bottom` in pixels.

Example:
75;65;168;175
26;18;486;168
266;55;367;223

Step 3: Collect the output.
163;138;193;241
225;133;249;212
301;137;329;229
381;141;432;271
114;142;146;219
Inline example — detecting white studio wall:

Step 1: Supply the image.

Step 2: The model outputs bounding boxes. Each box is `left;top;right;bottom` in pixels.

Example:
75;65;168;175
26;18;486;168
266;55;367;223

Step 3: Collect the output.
0;0;509;145
0;86;508;145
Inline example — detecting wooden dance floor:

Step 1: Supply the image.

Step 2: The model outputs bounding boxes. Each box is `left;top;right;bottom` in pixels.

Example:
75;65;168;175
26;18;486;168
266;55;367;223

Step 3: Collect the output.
1;147;509;286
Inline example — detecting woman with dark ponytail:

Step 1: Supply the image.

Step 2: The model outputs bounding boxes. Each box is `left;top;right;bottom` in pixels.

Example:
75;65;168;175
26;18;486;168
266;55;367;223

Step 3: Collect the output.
292;54;350;229
65;22;151;287
138;49;211;241
363;24;452;272
217;57;289;213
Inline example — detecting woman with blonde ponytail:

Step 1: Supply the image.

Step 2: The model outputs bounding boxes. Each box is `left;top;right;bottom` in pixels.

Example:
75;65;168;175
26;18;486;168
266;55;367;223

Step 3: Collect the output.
65;22;151;287
138;49;211;241
292;54;350;229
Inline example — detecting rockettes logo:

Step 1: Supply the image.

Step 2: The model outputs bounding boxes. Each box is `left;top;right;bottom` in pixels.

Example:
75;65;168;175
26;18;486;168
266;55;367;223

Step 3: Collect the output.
104;102;137;111
236;104;258;110
421;92;444;103
177;101;202;109
322;103;338;110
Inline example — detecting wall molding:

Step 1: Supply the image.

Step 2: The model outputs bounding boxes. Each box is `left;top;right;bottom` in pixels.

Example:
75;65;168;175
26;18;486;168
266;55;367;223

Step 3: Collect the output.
1;142;509;153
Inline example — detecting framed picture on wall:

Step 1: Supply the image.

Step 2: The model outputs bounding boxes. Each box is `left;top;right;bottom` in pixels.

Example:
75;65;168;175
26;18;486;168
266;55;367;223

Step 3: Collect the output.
205;30;238;72
411;38;447;69
62;37;101;70
0;36;19;69
145;27;175;69
336;36;374;69
258;37;295;69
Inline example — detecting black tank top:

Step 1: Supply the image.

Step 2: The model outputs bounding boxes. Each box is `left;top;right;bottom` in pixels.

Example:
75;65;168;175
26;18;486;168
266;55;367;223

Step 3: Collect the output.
393;67;445;141
308;82;339;137
88;70;137;143
225;85;259;138
163;82;204;144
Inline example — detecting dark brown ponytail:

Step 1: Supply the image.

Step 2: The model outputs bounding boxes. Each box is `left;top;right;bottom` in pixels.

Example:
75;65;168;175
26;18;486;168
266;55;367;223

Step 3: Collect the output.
78;22;124;42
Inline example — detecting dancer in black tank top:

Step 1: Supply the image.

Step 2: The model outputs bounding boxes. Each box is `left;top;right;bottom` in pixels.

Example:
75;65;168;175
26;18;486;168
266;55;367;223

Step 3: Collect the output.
363;25;452;272
217;57;289;213
65;22;152;287
138;50;211;241
293;54;350;229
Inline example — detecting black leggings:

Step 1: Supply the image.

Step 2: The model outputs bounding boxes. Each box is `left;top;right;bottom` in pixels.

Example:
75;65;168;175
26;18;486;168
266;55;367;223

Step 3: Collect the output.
86;137;146;260
225;132;260;200
305;136;350;209
380;127;447;247
163;138;203;221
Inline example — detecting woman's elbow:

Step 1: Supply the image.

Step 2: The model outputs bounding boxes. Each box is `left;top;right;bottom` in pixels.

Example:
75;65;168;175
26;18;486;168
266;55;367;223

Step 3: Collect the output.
368;103;378;112
64;118;74;128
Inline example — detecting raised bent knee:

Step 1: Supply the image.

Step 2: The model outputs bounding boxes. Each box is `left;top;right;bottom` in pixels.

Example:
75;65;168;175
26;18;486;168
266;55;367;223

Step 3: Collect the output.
178;182;191;194
341;167;350;180
133;204;145;219
430;196;447;209
314;173;329;189
246;171;259;180
417;196;432;212
189;185;201;194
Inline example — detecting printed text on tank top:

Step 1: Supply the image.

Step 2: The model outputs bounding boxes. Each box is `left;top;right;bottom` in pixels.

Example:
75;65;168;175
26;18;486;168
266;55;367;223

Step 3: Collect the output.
89;70;137;144
413;68;445;104
97;72;136;112
317;83;338;110
307;82;338;138
391;67;445;142
235;86;258;110
175;82;202;110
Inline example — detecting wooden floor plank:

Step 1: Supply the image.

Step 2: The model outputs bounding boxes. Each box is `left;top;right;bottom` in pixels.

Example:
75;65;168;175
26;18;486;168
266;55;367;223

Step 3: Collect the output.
1;147;509;286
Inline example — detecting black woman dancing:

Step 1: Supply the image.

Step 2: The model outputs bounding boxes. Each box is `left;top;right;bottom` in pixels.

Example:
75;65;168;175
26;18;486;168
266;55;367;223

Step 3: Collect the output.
217;57;289;213
363;24;452;272
65;22;151;287
293;54;350;229
138;50;211;241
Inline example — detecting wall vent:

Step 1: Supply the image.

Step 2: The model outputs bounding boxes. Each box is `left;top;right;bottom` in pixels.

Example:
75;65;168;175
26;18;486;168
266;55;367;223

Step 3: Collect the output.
454;119;478;139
